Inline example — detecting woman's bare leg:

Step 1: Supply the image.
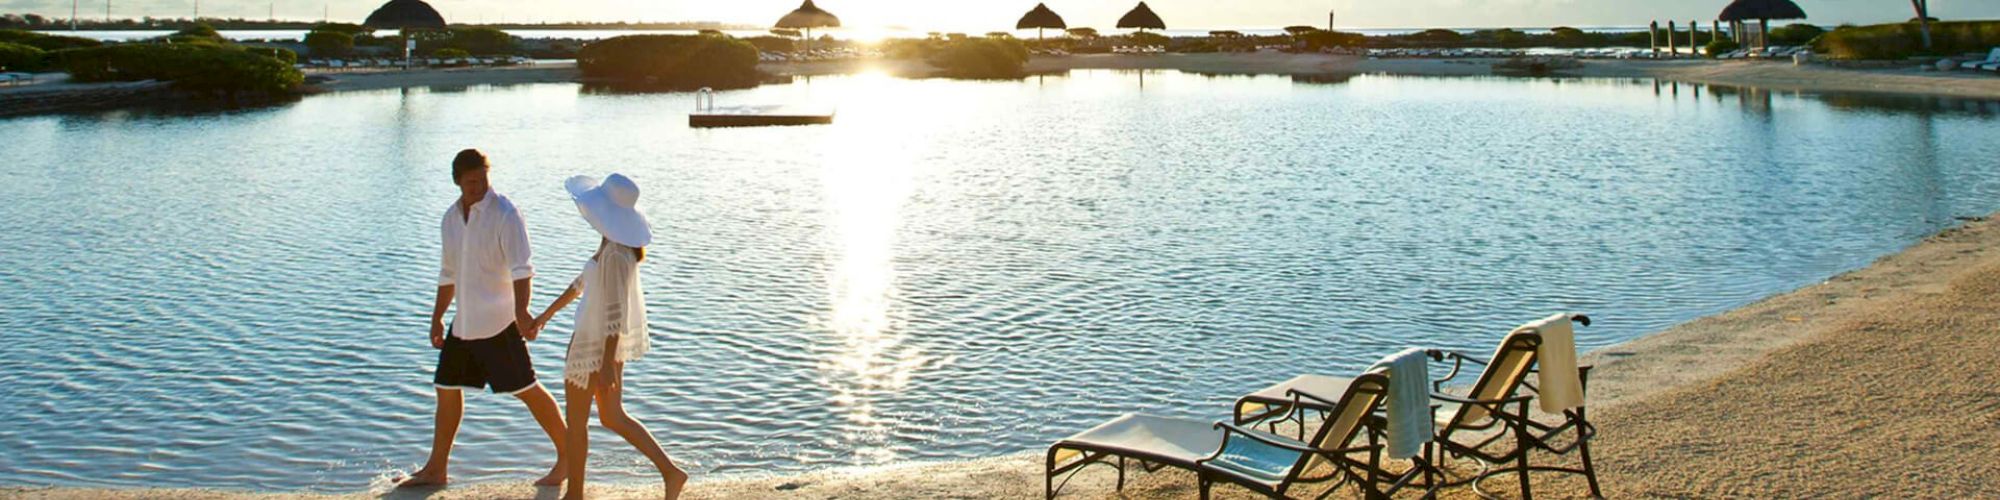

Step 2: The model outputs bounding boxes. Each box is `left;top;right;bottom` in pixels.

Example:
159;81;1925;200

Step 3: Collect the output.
596;359;687;500
561;377;594;500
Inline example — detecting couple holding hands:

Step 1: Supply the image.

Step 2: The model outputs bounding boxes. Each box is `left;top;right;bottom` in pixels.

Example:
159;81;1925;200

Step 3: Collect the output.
396;149;684;500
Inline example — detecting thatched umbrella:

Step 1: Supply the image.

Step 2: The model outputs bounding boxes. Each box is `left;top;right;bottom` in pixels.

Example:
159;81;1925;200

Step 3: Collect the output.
1016;3;1066;42
364;0;445;69
777;0;840;55
1717;0;1805;50
363;0;444;30
1116;1;1165;33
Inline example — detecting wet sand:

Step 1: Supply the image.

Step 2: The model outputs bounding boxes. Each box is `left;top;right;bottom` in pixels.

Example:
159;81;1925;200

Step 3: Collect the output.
12;210;1999;498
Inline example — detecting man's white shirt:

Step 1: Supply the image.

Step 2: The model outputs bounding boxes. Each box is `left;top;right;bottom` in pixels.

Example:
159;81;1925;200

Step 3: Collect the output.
439;190;535;340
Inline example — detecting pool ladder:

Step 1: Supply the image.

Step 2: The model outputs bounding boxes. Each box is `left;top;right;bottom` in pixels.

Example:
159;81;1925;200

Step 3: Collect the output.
695;87;715;113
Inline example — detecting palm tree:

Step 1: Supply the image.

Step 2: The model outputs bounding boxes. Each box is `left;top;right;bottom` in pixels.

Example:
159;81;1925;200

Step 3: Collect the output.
1910;0;1932;50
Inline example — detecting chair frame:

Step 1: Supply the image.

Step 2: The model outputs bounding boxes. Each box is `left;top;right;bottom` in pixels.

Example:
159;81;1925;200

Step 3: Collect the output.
1197;371;1441;500
1425;320;1602;500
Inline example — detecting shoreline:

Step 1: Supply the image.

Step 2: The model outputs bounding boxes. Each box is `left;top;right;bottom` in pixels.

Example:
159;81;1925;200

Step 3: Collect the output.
10;209;1998;497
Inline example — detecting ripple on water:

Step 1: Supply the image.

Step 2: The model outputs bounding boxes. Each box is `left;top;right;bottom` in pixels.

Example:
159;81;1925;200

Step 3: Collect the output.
2;73;1999;491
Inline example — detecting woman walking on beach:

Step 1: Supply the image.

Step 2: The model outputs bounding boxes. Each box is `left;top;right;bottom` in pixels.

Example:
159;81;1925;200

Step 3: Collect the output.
532;173;687;500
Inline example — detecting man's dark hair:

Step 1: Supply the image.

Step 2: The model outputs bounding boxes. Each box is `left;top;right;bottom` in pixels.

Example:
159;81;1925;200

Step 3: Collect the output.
452;149;488;183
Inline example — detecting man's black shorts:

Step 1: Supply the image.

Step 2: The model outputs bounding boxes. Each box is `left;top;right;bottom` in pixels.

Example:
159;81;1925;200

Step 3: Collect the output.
433;323;539;395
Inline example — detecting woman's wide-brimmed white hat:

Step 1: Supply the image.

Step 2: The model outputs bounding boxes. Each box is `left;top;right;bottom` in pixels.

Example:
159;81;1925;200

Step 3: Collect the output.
565;173;652;248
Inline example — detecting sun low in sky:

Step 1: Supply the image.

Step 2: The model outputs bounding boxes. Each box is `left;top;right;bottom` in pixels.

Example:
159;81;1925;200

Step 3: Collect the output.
10;0;1999;30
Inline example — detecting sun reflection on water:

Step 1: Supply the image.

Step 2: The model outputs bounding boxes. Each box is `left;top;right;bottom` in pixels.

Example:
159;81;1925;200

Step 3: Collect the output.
811;82;938;463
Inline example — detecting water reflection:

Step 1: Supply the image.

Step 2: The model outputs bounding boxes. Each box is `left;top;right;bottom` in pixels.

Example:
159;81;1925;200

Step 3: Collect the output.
812;86;933;464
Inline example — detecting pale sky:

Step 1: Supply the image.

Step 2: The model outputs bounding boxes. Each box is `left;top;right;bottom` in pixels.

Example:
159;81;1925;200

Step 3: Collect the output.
7;0;1998;31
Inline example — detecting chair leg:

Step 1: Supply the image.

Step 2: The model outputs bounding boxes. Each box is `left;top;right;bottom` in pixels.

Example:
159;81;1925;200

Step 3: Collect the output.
1116;456;1127;491
1199;474;1213;500
1516;400;1533;500
1367;430;1381;495
1044;450;1055;500
1578;412;1603;498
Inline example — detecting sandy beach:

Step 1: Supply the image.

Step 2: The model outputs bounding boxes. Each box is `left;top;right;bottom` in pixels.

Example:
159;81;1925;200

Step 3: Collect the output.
11;209;1999;498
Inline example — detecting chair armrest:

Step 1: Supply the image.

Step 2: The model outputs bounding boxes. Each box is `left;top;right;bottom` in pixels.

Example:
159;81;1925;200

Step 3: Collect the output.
1430;391;1532;405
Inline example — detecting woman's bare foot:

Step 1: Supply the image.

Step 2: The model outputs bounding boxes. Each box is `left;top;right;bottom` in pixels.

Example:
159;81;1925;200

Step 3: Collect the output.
662;467;688;500
396;467;448;488
534;463;567;486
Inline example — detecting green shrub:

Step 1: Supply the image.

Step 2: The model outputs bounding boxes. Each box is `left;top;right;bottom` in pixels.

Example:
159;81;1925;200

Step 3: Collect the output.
1769;24;1826;46
0;41;46;71
432;47;470;59
925;38;1028;78
1299;30;1365;49
446;27;516;55
577;35;762;89
304;31;354;58
246;47;297;65
54;43;303;94
743;35;794;53
1413;29;1464;42
174;23;223;40
1820;21;2000;59
1704;38;1740;58
0;29;103;50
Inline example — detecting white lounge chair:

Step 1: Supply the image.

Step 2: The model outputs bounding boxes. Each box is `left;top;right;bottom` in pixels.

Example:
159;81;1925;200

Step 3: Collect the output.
1966;48;2000;71
1045;365;1434;499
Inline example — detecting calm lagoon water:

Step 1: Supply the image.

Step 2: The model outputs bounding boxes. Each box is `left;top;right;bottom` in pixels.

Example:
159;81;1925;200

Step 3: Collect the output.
2;71;1999;491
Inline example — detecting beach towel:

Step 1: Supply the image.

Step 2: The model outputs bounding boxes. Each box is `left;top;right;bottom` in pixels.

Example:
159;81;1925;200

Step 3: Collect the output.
1370;348;1432;459
1517;313;1584;413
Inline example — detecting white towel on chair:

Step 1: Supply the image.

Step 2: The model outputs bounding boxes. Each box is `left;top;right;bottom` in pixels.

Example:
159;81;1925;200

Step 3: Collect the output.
1518;313;1584;413
1371;348;1432;459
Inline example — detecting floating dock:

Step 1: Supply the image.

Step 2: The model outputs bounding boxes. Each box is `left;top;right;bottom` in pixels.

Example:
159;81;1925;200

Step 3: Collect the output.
688;88;833;128
689;105;834;128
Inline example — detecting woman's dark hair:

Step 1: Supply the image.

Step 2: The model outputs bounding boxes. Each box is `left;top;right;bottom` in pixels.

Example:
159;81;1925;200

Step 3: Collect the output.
452;149;488;183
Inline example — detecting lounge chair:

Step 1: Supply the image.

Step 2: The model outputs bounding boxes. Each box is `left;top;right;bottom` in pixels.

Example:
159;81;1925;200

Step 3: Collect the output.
1967;48;2000;71
1425;314;1600;500
1048;367;1430;499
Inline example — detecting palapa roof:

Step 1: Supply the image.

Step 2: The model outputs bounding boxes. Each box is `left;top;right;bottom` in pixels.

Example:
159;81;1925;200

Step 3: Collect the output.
1717;0;1807;21
1116;2;1165;30
363;0;446;30
776;0;840;29
1016;3;1067;30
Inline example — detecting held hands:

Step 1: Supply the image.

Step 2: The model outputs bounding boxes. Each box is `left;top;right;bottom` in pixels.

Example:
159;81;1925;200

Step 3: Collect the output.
517;309;541;341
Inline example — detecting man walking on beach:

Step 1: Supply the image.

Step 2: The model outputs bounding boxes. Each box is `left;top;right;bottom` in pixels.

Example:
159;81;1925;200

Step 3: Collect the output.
401;149;568;487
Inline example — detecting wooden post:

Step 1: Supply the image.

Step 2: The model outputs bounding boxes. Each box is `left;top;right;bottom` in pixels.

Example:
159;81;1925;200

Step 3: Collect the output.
1689;20;1697;55
1649;21;1659;57
1712;20;1721;44
1667;20;1676;56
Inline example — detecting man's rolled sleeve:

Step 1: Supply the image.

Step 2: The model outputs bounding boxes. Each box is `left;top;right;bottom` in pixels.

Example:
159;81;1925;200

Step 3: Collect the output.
438;212;458;287
502;206;535;281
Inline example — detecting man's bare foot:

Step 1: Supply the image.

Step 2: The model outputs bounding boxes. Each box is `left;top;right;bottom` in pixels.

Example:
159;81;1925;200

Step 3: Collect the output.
534;464;566;486
662;467;688;500
396;467;449;488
